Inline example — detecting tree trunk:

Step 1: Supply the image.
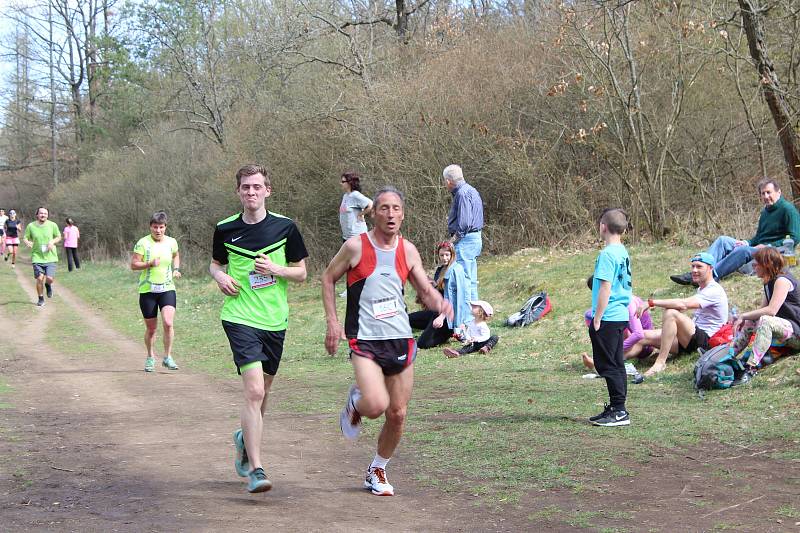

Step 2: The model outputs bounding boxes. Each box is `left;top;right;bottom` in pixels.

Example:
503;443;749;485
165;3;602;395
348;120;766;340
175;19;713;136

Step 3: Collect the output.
739;0;800;200
395;0;408;38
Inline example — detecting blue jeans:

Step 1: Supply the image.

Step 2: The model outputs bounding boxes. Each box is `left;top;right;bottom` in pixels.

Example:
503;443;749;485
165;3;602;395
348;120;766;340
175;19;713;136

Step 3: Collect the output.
455;231;482;300
708;236;757;280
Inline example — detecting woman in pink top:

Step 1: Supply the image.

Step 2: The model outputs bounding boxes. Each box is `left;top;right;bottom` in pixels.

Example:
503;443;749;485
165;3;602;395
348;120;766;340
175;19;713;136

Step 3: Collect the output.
63;218;80;271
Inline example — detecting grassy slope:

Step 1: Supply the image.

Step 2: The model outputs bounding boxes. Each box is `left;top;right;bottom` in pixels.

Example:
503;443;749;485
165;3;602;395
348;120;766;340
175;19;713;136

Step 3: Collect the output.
22;243;800;505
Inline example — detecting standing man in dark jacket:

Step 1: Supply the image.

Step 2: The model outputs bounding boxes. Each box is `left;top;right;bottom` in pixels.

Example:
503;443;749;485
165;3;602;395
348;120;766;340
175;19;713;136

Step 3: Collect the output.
443;164;484;300
671;178;800;285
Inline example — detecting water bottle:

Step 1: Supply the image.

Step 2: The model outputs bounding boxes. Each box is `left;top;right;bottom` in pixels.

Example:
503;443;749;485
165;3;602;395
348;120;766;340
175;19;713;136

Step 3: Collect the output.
728;306;738;325
783;235;796;267
728;306;739;358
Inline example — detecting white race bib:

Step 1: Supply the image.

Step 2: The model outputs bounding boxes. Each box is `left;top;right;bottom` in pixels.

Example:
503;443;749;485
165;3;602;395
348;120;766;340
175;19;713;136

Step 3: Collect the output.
41;244;48;253
249;272;276;290
372;297;399;319
150;283;168;293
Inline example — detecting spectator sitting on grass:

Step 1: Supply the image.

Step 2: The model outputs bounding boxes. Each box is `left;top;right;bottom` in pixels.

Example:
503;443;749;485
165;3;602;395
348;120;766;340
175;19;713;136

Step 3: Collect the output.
414;241;471;349
443;300;499;358
638;252;729;377
730;247;800;377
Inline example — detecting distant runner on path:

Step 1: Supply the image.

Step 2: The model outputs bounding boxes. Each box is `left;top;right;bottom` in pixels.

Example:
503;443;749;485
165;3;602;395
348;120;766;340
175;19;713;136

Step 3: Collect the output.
210;164;308;494
0;209;7;257
4;209;22;268
130;211;181;373
23;207;61;306
322;186;452;496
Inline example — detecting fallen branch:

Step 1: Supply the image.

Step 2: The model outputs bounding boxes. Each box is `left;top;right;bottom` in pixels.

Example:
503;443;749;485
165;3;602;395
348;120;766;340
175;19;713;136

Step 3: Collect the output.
700;495;765;518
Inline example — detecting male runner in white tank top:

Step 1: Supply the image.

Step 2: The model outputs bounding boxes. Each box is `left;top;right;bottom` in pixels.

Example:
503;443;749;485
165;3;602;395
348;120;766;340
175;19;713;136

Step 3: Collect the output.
322;186;452;496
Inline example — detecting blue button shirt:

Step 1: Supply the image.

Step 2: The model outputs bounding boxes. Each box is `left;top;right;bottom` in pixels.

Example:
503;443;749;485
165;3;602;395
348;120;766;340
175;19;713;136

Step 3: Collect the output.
447;181;484;239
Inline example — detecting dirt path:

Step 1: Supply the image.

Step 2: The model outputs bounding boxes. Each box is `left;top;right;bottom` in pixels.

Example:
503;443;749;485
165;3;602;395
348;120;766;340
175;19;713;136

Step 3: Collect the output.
0;264;506;532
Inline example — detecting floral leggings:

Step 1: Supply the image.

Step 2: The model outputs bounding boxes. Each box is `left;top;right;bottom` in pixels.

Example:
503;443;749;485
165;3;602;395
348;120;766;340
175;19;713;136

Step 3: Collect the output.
731;315;800;367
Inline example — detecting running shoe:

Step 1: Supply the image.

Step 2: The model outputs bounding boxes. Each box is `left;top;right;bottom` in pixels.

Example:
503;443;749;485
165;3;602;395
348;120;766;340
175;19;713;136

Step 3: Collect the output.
591;407;630;427
37;297;45;307
339;384;362;440
162;356;179;370
247;467;272;493
45;283;52;298
144;356;155;373
588;403;612;422
233;429;250;477
364;467;394;496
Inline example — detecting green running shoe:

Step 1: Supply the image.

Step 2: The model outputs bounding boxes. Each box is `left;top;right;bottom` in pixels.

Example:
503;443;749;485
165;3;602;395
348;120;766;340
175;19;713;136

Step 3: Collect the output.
233;429;250;477
162;356;178;370
144;356;155;373
247;467;272;493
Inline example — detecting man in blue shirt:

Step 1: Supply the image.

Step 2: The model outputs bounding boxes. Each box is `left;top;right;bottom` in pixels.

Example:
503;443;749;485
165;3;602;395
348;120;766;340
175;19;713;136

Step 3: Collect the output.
444;164;484;300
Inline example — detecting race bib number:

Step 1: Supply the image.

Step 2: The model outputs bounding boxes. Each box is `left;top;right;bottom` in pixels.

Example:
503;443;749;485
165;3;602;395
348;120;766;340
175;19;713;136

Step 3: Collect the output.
41;244;48;253
249;271;276;290
372;297;399;319
150;283;168;294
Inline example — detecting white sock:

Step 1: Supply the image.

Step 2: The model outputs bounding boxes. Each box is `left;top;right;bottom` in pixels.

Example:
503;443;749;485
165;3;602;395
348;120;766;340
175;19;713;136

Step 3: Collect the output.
370;454;390;471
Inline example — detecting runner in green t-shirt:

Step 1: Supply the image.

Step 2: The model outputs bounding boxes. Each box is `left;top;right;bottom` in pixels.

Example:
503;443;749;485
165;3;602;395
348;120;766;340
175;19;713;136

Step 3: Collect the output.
23;207;61;307
130;211;181;373
210;164;308;494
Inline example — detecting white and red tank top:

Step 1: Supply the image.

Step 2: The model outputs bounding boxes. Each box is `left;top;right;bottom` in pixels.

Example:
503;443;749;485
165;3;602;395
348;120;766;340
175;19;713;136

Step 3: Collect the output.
345;233;412;340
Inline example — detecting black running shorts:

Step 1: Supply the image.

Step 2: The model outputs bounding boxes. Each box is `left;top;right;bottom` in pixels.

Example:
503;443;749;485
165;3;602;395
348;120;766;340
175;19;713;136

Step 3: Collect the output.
680;327;711;354
222;320;285;376
348;338;417;376
138;290;177;319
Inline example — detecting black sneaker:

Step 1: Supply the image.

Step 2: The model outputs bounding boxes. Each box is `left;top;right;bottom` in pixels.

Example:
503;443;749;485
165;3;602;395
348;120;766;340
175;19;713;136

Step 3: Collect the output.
588;403;612;422
45;283;52;298
37;296;45;307
592;407;630;427
670;272;697;287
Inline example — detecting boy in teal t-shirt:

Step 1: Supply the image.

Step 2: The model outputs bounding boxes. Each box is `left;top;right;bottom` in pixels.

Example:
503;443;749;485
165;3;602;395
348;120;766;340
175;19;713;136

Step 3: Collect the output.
23;207;62;306
588;208;632;427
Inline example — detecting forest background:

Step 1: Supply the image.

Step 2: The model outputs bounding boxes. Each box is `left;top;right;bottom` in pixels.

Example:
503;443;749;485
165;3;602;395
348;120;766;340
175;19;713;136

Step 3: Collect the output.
2;0;800;271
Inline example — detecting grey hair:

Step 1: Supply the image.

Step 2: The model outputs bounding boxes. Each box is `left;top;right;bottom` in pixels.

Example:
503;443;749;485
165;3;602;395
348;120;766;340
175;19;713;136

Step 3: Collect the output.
373;186;405;207
442;164;464;183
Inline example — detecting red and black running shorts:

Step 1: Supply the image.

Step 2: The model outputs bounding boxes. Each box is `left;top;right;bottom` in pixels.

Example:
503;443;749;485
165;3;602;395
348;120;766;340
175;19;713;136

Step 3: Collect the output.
348;338;416;376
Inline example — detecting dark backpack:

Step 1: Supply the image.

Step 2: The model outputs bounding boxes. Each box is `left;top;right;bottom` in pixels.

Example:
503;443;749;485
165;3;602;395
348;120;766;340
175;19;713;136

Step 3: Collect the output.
506;291;552;327
693;344;746;393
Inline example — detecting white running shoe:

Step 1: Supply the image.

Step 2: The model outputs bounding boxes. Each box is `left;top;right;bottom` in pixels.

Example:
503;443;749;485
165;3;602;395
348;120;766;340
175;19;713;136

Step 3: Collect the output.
339;384;362;440
364;467;394;496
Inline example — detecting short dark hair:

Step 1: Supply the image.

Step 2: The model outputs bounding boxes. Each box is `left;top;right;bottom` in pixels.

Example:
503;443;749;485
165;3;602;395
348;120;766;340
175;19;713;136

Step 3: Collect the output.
373;186;405;208
753;246;785;282
236;164;271;188
599;208;628;235
36;206;49;216
757;177;781;193
150;211;168;225
342;171;362;192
